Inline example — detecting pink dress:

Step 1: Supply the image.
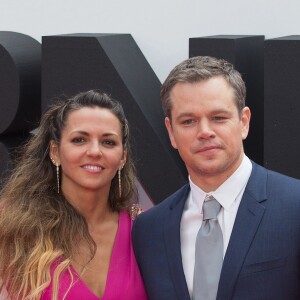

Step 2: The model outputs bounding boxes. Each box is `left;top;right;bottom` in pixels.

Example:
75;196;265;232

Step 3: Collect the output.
41;211;147;300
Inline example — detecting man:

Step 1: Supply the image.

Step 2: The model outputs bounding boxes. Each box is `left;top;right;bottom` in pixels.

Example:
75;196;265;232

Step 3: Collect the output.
132;56;300;300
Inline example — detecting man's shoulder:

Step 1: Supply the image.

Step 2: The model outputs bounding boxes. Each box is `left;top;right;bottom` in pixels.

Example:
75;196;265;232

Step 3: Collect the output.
250;161;300;195
137;184;190;221
252;161;300;183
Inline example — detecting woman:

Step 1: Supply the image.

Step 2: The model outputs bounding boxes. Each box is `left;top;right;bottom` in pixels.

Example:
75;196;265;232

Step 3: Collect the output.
0;90;147;300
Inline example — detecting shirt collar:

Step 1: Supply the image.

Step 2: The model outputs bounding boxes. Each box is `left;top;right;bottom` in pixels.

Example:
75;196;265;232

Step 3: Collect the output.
189;155;252;211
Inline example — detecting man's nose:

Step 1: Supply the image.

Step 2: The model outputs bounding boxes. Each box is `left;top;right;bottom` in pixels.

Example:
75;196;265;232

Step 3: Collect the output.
196;120;215;140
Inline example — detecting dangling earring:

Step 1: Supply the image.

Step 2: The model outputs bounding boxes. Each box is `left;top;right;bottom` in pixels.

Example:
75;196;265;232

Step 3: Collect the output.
51;158;60;194
56;164;60;194
118;167;122;198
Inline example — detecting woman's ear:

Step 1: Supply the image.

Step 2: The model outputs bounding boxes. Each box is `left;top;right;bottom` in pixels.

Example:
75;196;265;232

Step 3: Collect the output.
49;140;60;165
120;149;127;169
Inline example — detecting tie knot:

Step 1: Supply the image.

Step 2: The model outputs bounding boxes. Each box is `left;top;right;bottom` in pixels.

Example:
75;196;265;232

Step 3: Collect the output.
202;196;221;220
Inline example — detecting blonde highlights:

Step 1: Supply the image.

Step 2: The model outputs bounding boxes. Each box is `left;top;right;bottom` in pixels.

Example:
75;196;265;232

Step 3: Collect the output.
0;90;137;299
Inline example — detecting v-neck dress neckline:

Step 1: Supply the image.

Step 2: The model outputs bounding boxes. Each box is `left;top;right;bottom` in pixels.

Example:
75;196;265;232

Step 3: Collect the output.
41;210;148;300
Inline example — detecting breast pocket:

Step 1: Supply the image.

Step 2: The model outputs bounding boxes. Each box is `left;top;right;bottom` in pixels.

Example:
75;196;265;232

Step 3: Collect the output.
240;257;286;277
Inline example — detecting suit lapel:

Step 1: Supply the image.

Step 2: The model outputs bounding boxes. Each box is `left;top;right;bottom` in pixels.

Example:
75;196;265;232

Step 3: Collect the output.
217;162;268;299
164;185;191;300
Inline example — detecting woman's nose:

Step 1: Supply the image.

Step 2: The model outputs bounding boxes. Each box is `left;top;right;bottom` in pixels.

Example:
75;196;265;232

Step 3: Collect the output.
86;142;102;156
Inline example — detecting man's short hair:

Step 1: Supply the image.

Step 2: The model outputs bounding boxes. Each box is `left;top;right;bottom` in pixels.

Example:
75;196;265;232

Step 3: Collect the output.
161;56;246;118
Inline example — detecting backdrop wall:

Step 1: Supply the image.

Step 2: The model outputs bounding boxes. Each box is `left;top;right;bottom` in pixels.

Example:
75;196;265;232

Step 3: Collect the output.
1;0;300;206
1;0;299;82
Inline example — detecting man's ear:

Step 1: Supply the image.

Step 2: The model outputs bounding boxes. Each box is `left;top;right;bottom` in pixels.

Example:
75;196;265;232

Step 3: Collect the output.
240;106;251;140
165;117;178;149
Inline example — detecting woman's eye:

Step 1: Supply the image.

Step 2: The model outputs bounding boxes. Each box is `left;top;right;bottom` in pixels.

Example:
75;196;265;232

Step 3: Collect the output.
72;137;85;143
103;140;116;146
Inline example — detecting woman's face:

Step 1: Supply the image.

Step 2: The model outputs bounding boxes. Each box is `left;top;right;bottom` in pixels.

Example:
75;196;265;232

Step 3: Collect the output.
50;107;126;197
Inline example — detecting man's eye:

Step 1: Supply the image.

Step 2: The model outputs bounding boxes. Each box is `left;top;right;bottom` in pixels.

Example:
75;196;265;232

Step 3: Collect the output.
212;116;226;121
182;119;195;125
72;137;85;143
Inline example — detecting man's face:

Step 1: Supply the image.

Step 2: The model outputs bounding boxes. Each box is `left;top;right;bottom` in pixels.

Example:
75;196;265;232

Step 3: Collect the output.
165;76;250;191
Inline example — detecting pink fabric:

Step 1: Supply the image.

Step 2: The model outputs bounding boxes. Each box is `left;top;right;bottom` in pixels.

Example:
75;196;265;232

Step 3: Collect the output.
42;211;147;300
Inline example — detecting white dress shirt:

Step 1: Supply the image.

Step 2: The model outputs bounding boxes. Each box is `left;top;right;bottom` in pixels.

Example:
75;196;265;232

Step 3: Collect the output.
180;155;252;296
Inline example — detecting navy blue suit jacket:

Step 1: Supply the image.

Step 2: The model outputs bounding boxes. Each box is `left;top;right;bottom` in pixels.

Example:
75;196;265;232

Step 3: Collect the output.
132;162;300;299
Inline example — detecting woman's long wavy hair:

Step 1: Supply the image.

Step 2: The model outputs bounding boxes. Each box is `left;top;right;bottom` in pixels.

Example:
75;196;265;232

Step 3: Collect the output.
0;90;137;300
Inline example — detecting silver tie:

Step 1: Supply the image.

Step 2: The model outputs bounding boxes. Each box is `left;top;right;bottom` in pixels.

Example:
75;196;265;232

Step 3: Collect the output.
192;195;223;300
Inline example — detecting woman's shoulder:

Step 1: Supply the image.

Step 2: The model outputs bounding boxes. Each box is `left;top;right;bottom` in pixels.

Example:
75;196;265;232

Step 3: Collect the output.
129;203;143;221
119;204;143;223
